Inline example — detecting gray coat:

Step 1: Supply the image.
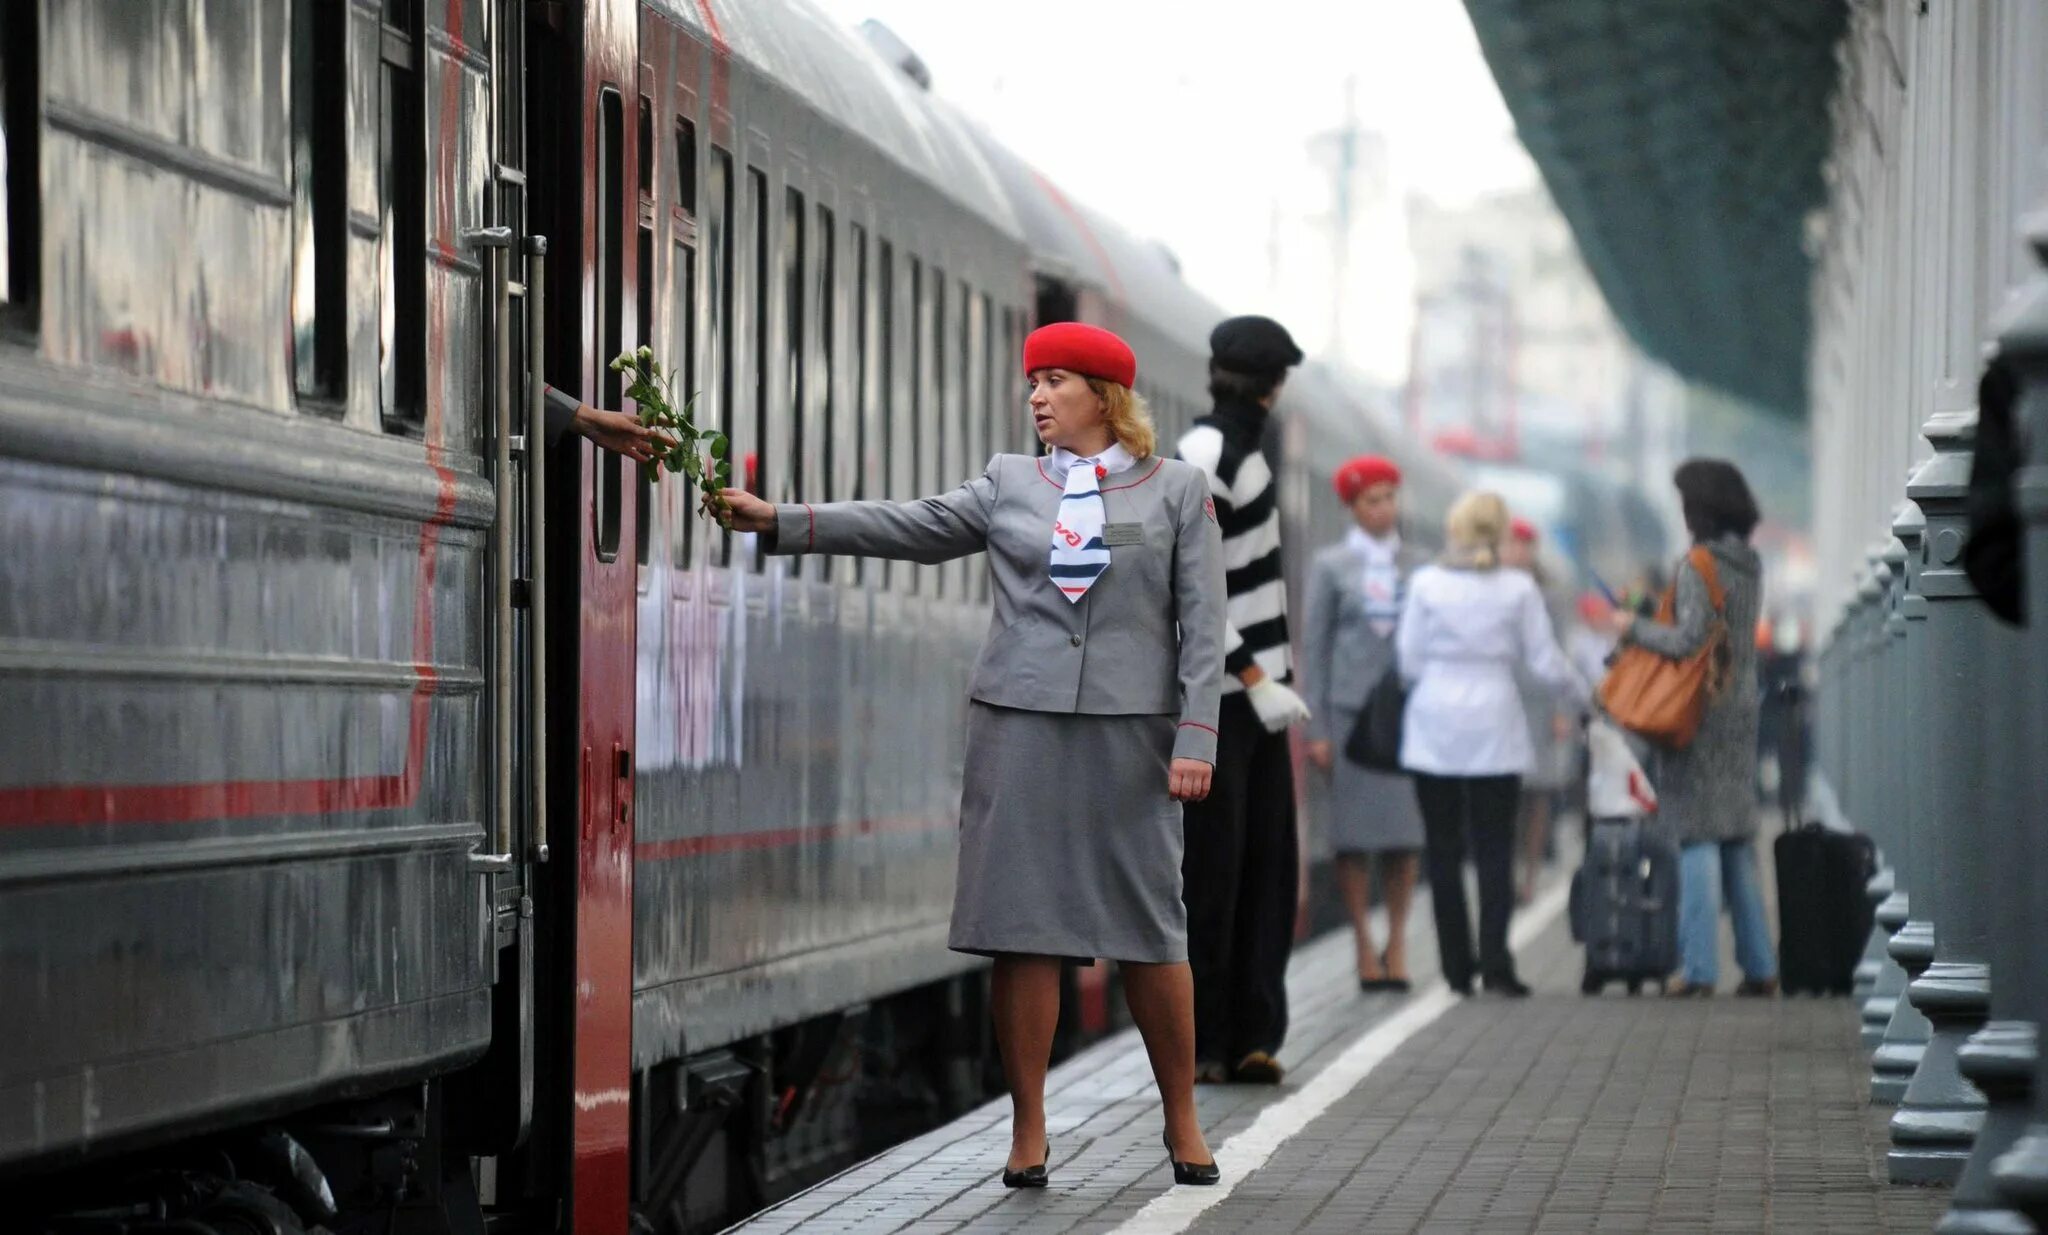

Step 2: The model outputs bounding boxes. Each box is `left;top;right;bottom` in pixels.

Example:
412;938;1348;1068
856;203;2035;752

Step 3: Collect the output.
1625;535;1763;844
1300;538;1421;740
769;453;1227;764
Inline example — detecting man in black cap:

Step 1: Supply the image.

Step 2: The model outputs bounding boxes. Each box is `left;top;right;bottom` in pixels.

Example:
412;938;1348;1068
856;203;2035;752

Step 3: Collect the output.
1176;314;1312;1084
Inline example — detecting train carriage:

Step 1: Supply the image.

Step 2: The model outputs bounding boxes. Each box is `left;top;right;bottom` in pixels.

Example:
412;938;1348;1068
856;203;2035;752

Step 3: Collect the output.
1;2;1473;1231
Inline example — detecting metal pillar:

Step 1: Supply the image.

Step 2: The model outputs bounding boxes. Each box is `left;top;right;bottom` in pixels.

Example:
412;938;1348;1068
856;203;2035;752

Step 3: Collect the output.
1891;409;1991;1185
1993;224;2048;1229
1873;510;1933;1102
1860;550;1904;1050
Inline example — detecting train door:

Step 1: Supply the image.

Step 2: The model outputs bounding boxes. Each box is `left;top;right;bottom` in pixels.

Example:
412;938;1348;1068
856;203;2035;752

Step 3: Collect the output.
514;2;642;1230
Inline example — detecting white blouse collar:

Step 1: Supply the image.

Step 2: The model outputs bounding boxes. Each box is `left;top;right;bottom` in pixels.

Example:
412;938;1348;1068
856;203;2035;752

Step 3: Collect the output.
1347;526;1401;564
1047;441;1138;480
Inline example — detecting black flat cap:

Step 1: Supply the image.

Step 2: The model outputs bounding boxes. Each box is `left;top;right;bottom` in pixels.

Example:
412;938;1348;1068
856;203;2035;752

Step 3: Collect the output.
1210;315;1304;375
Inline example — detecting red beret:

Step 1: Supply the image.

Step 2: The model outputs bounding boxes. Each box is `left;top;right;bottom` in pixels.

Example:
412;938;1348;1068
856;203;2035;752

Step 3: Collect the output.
1023;322;1137;388
1332;455;1401;503
1510;516;1539;543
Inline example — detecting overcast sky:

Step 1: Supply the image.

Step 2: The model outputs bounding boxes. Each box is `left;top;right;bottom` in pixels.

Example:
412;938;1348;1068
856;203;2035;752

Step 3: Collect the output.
810;0;1538;314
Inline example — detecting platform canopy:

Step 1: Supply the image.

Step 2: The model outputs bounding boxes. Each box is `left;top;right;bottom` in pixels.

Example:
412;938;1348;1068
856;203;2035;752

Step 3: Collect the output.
1463;0;1847;418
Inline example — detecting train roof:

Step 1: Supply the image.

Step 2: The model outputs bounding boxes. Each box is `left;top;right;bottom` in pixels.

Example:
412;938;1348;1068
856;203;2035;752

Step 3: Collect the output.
657;0;1024;241
953;115;1226;355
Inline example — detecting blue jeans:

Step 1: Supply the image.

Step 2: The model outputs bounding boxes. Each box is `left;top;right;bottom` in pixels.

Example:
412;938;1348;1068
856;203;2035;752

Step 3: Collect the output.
1679;840;1777;986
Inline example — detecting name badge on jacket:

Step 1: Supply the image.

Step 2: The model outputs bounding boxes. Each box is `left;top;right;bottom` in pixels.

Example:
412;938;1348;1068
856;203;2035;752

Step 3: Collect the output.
1101;522;1145;547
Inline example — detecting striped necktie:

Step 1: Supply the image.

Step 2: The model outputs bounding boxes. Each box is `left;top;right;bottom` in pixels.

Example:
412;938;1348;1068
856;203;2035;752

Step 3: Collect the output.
1050;456;1111;602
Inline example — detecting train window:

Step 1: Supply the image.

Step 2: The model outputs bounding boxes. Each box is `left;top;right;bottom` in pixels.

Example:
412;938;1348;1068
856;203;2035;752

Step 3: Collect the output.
905;255;922;593
1;0;38;328
594;88;624;561
671;119;699;569
633;105;656;570
707;146;733;565
878;239;897;588
970;289;991;602
675;119;697;221
849;223;869;585
291;0;346;403
748;165;767;571
781;185;804;577
930;269;947;596
378;0;426;431
814;203;836;583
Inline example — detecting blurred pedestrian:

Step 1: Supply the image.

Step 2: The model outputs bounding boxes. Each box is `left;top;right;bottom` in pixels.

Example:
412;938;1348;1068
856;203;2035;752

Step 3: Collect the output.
1502;518;1573;904
1608;459;1775;997
722;322;1225;1185
1398;492;1589;996
1302;455;1424;994
1177;314;1311;1085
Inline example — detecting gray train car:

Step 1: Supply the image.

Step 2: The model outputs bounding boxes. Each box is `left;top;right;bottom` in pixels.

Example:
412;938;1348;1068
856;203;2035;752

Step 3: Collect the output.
0;1;1479;1232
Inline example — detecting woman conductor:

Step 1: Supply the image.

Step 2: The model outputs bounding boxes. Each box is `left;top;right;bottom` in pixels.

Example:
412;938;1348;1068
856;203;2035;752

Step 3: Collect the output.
721;323;1226;1187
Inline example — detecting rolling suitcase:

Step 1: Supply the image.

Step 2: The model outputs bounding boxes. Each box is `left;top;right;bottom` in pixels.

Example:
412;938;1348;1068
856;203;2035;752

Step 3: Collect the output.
1774;822;1877;995
1571;816;1681;994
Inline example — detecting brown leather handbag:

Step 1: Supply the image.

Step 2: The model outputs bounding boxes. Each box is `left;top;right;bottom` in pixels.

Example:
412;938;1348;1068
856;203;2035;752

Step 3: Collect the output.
1597;546;1730;750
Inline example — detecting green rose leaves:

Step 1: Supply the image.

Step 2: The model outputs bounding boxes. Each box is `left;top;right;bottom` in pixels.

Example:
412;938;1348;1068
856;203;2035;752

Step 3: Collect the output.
611;346;731;525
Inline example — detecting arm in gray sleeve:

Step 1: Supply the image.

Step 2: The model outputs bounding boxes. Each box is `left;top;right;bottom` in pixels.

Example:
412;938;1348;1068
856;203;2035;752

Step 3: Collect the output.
1299;556;1338;742
1170;470;1227;764
769;457;998;563
543;385;582;448
1518;576;1591;707
1626;558;1712;660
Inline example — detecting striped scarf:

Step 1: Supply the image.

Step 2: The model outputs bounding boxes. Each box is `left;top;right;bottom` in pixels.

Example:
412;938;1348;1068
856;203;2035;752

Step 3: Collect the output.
1048;443;1133;602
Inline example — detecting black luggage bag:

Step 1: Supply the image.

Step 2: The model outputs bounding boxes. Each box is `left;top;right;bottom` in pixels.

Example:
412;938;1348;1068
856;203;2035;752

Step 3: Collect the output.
1774;822;1877;995
1570;817;1681;995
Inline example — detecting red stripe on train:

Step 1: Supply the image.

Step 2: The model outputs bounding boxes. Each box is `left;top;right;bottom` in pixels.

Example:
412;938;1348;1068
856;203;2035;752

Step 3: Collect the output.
635;815;952;861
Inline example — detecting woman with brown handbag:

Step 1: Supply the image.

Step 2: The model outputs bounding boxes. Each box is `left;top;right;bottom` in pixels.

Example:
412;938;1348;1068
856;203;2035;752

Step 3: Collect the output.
1607;459;1776;997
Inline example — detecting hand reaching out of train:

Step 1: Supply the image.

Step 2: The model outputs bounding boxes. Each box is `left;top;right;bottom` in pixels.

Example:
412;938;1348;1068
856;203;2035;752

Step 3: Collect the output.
573;403;672;463
1169;758;1213;802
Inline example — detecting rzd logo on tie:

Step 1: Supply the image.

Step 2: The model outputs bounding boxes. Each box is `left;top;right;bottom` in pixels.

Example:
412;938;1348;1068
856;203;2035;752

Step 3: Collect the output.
1054;520;1083;548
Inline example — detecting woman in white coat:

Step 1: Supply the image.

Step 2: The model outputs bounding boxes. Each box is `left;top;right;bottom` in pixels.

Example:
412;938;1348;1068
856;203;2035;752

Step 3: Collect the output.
1397;491;1589;995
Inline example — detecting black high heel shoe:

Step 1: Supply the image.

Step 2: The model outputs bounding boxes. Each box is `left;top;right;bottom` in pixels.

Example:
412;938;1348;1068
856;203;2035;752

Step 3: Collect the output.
1002;1142;1049;1189
1163;1132;1220;1186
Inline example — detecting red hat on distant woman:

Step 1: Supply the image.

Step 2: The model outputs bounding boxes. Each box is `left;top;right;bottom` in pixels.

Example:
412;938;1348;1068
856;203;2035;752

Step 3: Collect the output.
1022;321;1137;388
1332;454;1401;504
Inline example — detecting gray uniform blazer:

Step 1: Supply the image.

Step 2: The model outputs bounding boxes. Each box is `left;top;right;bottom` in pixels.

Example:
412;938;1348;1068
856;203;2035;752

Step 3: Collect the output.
768;454;1228;763
1300;539;1421;743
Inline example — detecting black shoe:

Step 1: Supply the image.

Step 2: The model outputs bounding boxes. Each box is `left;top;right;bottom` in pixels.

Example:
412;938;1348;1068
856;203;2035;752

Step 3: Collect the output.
1482;972;1531;997
1002;1142;1049;1189
1448;974;1474;996
1381;950;1412;993
1231;1051;1284;1084
1163;1133;1220;1186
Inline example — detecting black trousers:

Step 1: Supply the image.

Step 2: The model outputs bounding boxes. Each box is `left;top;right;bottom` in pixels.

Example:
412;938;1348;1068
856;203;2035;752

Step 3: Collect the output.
1181;694;1299;1065
1414;773;1521;988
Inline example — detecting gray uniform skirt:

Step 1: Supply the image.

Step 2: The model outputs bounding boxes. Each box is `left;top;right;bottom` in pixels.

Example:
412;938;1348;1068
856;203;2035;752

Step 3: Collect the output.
1326;706;1425;854
950;701;1187;964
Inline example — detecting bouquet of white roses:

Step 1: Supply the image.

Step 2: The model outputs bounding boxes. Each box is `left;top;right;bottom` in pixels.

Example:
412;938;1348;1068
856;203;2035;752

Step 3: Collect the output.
611;346;731;524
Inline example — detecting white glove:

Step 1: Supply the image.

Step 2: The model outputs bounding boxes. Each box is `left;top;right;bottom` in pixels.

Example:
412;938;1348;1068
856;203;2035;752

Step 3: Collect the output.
1245;678;1312;733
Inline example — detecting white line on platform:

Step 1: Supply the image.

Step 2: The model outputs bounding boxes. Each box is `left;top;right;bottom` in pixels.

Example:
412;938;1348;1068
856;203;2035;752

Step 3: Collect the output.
1110;877;1575;1235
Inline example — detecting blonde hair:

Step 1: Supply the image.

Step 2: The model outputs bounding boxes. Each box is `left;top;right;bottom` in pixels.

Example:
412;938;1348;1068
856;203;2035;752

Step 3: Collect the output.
1444;490;1508;569
1088;378;1157;459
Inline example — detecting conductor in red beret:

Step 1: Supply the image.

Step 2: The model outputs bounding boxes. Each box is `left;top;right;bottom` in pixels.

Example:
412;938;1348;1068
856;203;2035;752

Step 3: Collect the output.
1301;455;1426;993
722;321;1226;1187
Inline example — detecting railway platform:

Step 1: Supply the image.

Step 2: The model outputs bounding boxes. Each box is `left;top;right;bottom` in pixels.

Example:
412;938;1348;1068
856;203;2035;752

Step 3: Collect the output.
731;839;1945;1234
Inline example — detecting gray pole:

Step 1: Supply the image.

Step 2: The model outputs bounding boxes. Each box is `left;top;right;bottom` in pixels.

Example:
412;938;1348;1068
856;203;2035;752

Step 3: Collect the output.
1993;224;2048;1228
1891;409;1991;1184
1862;546;1907;1050
1870;509;1931;1094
